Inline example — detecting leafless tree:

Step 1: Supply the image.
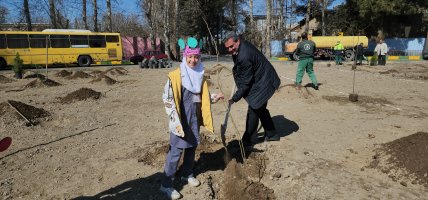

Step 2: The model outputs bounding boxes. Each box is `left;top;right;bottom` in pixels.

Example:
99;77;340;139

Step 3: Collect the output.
106;0;112;32
0;6;7;25
305;0;311;33
93;0;98;32
265;0;272;58
163;0;172;59
49;0;57;28
24;0;32;31
83;0;88;30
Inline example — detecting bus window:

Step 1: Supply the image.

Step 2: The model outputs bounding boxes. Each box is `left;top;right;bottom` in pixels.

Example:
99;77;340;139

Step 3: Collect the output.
106;35;119;43
50;35;70;48
89;35;106;48
0;34;6;49
29;34;47;48
7;34;29;48
71;35;89;47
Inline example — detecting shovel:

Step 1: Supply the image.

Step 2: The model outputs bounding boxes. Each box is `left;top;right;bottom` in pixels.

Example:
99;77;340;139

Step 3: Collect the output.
220;102;232;148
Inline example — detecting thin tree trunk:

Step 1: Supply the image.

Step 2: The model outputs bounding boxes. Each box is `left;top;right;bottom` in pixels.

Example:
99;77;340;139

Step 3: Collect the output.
93;0;98;32
250;0;254;29
174;0;179;60
231;0;236;30
107;0;112;32
305;0;310;33
322;0;326;36
265;0;272;58
23;0;32;31
163;0;171;59
279;0;284;33
83;0;88;30
49;0;57;28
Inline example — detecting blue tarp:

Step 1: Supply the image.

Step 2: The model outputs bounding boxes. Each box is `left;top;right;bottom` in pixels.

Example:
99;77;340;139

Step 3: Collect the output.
271;40;283;57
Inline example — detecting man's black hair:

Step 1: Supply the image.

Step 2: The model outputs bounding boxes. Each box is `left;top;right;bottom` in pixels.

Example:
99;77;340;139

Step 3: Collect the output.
301;32;308;40
223;31;239;43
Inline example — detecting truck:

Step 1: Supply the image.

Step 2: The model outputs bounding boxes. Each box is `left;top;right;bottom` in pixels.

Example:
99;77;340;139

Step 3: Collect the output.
284;35;369;61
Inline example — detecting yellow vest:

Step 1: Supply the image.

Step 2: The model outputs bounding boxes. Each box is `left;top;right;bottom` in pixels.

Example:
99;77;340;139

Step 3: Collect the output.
168;68;214;133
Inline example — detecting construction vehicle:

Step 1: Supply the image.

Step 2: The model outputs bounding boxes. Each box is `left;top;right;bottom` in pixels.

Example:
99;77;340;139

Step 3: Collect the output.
284;35;369;61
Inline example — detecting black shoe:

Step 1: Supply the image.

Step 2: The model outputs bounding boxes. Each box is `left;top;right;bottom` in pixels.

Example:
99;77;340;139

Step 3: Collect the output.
265;130;280;141
314;85;319;90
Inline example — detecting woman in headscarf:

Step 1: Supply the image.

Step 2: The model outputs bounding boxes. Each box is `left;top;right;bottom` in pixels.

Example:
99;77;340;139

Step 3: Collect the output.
160;37;223;199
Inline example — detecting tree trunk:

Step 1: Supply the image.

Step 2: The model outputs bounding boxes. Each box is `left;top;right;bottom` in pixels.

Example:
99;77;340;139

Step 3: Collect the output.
322;0;326;36
231;0;236;30
49;0;57;28
305;0;310;33
265;0;272;58
23;0;32;31
83;0;88;30
278;0;284;33
107;0;112;32
163;0;171;59
174;0;179;60
93;0;98;32
249;0;254;30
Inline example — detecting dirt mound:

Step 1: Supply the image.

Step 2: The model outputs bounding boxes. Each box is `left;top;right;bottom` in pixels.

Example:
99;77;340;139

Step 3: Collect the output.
25;78;61;88
24;73;46;79
221;158;275;200
0;75;14;83
89;74;117;85
276;84;314;100
136;141;169;166
0;100;50;126
368;132;428;187
103;67;128;76
67;71;93;79
322;95;401;114
60;88;101;104
55;70;72;77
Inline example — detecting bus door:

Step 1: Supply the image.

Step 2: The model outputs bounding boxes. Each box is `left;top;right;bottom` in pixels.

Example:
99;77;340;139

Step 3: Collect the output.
106;35;120;61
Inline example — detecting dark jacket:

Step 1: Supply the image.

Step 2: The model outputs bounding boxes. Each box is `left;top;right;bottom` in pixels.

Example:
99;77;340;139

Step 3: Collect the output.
296;39;316;59
355;44;364;56
231;40;281;109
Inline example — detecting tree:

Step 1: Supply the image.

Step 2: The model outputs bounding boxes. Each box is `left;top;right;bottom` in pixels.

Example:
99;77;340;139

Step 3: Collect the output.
93;0;98;32
24;0;32;31
49;0;57;28
106;0;112;32
265;0;272;57
0;6;7;25
83;0;88;30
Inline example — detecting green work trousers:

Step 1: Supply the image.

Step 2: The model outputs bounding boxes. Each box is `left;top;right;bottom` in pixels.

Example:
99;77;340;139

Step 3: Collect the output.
335;55;342;65
295;58;318;86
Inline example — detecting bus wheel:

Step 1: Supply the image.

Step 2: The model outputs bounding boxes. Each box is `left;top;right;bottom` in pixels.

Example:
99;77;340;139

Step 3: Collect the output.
78;56;92;67
344;50;355;61
0;58;6;69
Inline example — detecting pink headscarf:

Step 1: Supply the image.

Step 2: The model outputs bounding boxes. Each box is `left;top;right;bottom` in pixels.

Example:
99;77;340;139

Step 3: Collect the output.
183;46;201;57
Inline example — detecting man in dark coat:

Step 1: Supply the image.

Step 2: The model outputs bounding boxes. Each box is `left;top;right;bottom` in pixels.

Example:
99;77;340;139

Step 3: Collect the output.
223;32;281;149
355;43;365;65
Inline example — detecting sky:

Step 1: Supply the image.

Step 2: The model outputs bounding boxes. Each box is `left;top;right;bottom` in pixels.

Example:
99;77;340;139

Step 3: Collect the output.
1;0;346;24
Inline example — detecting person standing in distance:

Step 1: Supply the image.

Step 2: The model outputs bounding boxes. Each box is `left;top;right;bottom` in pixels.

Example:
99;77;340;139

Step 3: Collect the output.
295;32;318;90
223;32;281;150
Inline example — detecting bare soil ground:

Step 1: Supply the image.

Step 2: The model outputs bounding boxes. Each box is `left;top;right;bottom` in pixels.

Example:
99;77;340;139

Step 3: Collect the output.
0;60;427;200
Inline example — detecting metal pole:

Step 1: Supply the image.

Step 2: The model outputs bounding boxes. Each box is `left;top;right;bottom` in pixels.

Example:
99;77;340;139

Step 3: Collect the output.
45;35;48;80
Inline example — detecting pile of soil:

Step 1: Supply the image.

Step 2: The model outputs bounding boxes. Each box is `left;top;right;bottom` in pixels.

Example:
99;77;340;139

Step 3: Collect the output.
221;159;275;200
25;78;61;88
0;75;14;83
67;71;93;79
55;70;72;77
24;73;46;79
89;74;117;85
368;132;428;187
60;88;101;104
136;141;169;166
276;84;314;100
103;67;128;76
322;95;395;112
7;100;51;120
0;100;50;126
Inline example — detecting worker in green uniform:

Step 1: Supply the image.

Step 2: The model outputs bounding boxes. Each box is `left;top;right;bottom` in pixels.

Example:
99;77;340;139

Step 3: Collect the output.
334;41;344;65
295;32;318;90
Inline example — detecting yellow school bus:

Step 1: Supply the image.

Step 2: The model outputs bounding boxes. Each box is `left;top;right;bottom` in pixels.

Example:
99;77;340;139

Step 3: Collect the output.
0;29;122;68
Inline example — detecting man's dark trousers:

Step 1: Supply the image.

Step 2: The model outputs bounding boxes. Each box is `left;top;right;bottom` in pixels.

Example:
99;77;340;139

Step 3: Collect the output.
242;102;275;145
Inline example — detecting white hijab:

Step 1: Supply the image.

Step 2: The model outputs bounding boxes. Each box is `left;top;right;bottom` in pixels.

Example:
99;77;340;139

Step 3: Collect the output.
180;57;204;94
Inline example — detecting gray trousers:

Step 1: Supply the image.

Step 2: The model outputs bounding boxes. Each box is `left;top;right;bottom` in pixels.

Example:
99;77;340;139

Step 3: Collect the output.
161;145;196;187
